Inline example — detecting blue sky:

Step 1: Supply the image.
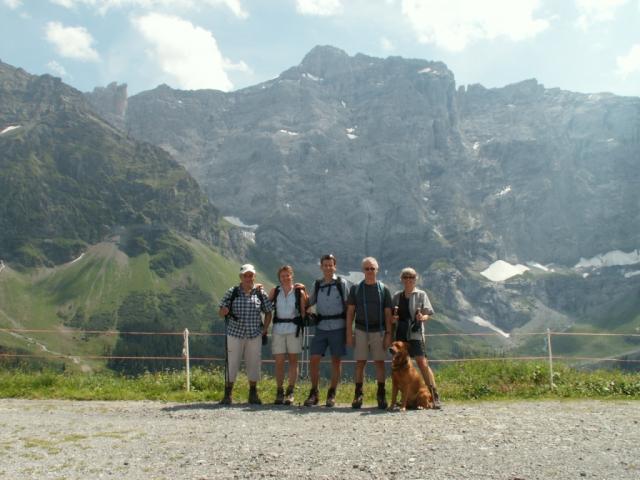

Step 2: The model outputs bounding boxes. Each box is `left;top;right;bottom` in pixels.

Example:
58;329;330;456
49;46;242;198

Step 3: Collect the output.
1;0;639;97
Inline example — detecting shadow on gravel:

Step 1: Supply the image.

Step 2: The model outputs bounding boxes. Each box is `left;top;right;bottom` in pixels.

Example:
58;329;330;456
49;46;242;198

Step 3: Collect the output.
162;403;394;415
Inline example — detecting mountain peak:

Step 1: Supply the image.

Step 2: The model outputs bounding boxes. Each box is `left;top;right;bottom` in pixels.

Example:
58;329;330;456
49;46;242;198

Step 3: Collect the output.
298;45;351;78
301;45;349;64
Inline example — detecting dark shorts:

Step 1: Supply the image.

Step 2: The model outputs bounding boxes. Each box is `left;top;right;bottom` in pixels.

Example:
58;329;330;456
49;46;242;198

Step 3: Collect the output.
396;337;426;358
407;339;426;358
310;328;346;357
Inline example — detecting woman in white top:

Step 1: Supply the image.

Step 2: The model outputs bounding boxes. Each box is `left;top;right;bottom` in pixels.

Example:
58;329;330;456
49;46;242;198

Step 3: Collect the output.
268;265;307;405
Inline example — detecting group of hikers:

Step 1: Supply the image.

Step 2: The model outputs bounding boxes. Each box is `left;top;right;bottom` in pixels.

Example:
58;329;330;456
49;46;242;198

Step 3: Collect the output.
217;254;441;409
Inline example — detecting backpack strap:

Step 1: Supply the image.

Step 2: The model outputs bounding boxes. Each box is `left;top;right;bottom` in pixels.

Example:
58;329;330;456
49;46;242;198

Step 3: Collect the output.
271;285;281;318
227;286;240;320
335;276;346;306
294;286;302;315
230;285;267;319
293;285;306;337
358;280;384;335
315;277;347;321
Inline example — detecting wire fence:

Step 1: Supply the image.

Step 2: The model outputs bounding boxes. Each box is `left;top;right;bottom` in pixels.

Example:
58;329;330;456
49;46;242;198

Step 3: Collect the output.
1;327;640;391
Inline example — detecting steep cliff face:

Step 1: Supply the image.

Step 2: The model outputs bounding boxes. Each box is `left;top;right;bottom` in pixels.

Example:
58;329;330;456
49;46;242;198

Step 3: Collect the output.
126;46;489;271
458;80;640;265
120;46;640;336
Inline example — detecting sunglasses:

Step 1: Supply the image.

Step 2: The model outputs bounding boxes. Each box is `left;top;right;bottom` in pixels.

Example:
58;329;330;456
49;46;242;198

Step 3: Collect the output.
363;267;377;271
402;276;416;280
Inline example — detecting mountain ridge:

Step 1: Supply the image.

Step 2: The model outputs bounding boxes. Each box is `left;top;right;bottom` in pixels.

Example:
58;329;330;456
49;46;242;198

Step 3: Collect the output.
101;45;639;342
0;59;234;268
6;46;636;355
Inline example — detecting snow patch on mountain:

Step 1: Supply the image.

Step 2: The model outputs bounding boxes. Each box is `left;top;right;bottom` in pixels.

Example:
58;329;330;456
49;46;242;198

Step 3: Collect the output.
278;129;299;136
527;262;551;272
470;316;510;338
223;216;258;231
496;185;512;197
302;73;322;81
481;260;529;282
1;125;21;135
574;249;640;269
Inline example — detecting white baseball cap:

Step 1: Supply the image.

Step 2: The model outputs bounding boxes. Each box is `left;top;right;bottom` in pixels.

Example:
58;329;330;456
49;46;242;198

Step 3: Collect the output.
239;263;256;274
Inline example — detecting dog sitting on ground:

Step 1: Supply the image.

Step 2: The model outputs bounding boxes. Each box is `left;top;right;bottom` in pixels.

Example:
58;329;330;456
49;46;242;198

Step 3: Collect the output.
388;341;433;411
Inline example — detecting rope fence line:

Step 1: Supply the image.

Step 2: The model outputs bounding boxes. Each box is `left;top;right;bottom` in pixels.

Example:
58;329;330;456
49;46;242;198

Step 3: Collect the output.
3;353;640;364
3;327;640;338
2;327;640;390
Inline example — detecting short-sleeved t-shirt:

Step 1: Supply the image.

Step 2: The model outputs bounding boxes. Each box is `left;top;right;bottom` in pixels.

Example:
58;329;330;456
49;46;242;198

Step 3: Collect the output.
308;276;349;331
347;281;393;332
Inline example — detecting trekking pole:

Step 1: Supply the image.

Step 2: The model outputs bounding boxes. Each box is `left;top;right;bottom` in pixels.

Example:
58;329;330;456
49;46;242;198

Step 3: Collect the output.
183;328;190;392
301;325;308;380
547;328;555;390
224;318;229;386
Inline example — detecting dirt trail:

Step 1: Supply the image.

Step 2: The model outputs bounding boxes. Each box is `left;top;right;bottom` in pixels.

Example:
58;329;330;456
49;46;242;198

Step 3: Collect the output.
0;399;638;479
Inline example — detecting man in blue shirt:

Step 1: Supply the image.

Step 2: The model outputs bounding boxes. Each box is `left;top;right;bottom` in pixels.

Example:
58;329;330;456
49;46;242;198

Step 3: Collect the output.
303;254;349;407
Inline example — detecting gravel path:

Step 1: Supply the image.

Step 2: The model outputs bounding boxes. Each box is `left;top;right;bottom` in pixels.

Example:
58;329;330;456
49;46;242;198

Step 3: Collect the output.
1;398;639;479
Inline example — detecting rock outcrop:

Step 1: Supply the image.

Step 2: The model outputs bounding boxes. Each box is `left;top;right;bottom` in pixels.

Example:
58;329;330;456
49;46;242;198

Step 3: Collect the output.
84;82;128;129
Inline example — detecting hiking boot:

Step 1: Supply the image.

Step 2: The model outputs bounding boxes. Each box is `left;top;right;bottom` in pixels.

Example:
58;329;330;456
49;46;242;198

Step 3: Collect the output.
351;389;363;409
283;385;295;405
248;386;262;405
303;388;319;407
220;384;233;405
431;387;442;410
325;387;336;408
274;387;285;405
377;390;388;409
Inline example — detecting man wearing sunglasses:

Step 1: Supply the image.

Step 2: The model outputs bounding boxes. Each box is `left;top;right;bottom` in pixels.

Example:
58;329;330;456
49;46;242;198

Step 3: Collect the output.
346;257;393;409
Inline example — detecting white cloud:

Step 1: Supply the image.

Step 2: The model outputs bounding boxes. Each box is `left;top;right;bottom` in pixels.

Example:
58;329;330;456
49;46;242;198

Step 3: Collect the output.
380;36;394;53
3;0;23;9
616;44;640;78
49;0;248;18
45;22;100;61
400;0;550;51
575;0;628;30
296;0;343;16
133;13;247;91
216;0;247;18
46;60;70;77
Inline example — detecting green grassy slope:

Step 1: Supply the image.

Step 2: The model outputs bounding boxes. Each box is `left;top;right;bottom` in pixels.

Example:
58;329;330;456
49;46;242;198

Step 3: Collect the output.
0;237;276;371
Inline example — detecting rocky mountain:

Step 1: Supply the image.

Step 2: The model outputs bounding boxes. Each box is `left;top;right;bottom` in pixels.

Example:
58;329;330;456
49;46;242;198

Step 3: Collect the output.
0;60;230;267
84;82;127;130
101;46;639;345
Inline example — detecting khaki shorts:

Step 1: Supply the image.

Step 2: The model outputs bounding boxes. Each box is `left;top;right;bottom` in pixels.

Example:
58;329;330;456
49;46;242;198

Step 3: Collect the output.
271;332;303;355
354;329;387;361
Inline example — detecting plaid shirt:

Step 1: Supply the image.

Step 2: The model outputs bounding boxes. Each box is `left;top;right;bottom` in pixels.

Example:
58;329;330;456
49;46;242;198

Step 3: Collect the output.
219;286;273;338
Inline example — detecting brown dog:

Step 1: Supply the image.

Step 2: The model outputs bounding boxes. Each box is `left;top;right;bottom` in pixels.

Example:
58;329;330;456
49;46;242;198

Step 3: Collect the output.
389;341;433;411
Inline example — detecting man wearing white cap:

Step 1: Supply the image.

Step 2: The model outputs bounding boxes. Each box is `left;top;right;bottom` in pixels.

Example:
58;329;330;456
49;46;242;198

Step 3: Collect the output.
218;263;273;404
